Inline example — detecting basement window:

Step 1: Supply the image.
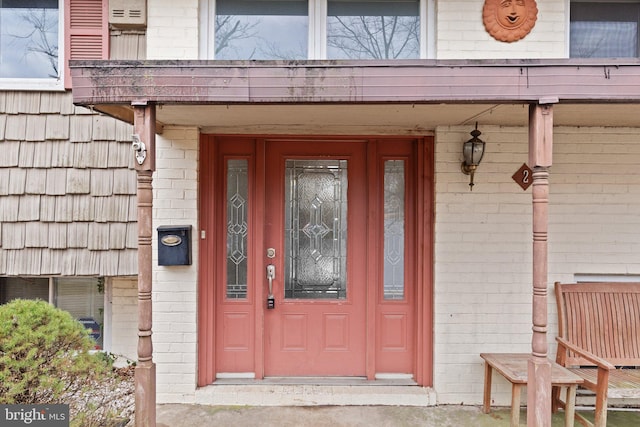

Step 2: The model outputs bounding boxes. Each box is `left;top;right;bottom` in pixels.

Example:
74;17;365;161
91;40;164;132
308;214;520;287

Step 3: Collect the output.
0;276;106;349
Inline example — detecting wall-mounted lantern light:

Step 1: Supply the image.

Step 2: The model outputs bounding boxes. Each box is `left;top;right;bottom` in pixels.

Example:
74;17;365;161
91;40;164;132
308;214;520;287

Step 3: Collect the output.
461;123;486;191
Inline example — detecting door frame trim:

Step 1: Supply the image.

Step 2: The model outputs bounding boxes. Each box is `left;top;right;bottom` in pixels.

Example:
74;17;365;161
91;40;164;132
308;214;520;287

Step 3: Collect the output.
197;135;434;386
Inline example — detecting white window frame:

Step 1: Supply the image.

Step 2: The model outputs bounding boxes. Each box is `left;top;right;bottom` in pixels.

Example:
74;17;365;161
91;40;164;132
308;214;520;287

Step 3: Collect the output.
199;0;434;60
0;0;65;91
575;273;640;283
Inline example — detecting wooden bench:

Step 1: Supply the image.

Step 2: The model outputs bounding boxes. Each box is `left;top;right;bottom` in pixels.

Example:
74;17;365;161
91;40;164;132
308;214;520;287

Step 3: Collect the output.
554;282;640;427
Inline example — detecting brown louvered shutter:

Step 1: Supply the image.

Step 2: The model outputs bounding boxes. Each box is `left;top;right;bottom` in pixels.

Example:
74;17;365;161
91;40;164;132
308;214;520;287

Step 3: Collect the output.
65;0;109;89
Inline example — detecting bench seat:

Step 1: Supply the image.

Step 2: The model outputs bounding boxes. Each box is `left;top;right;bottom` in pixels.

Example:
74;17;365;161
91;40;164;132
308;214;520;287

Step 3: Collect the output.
554;282;640;427
570;368;640;399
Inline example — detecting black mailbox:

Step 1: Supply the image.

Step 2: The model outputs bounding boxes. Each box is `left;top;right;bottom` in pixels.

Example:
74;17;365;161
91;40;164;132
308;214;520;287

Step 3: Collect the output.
157;225;192;266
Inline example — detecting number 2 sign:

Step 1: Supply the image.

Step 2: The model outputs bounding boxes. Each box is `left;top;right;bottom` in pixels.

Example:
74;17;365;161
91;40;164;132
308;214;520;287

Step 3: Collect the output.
512;163;533;191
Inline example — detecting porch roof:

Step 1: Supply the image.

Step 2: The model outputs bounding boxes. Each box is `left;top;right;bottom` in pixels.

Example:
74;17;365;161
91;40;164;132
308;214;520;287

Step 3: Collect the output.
70;59;640;130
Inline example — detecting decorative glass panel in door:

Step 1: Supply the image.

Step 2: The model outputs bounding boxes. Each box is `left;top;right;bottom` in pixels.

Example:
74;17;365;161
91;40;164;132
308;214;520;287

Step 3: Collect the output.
226;159;249;299
284;160;347;299
383;160;405;300
264;141;366;377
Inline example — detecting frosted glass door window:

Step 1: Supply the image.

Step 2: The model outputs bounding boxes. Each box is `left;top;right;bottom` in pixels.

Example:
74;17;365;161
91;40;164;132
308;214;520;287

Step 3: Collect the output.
284;159;348;299
327;0;420;59
226;159;249;299
383;160;405;300
215;0;308;59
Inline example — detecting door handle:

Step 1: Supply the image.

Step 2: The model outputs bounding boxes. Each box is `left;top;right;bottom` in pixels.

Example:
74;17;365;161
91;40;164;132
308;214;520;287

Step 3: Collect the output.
266;264;276;309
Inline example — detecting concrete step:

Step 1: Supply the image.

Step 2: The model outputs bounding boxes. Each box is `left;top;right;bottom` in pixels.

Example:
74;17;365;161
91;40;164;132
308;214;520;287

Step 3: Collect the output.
195;379;436;406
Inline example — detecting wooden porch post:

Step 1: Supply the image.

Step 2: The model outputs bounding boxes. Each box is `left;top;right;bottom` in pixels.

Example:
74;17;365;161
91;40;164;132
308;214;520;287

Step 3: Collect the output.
133;102;157;427
527;102;554;427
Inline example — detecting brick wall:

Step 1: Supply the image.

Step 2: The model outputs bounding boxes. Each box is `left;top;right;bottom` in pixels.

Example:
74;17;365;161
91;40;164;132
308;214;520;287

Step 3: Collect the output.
152;126;199;403
433;125;640;405
110;277;138;361
147;0;199;59
436;0;567;59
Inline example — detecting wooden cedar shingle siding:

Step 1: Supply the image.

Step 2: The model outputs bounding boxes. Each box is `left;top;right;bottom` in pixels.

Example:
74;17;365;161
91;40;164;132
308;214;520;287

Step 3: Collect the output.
0;91;137;277
0;142;20;167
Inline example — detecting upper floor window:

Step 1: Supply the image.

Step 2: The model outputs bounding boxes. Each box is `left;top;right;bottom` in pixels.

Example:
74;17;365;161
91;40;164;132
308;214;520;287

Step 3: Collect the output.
206;0;422;60
570;2;640;58
0;0;62;86
327;0;420;59
215;0;308;60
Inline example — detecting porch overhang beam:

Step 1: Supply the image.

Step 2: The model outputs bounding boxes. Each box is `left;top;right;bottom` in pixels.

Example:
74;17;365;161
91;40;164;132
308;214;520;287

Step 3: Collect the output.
71;59;640;107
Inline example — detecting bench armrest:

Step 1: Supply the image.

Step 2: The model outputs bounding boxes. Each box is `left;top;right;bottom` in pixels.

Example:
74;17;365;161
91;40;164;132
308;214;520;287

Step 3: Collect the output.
556;337;616;370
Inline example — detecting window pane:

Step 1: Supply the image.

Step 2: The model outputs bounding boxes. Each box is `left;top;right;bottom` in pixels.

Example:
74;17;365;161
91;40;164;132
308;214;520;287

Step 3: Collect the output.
570;3;639;58
0;277;49;303
383;160;405;300
0;0;59;78
327;0;420;59
570;21;637;58
215;0;308;59
227;159;249;299
285;160;348;299
55;278;104;349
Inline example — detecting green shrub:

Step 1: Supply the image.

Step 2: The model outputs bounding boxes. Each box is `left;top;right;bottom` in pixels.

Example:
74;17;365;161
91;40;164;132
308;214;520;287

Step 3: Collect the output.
0;299;133;426
0;299;107;404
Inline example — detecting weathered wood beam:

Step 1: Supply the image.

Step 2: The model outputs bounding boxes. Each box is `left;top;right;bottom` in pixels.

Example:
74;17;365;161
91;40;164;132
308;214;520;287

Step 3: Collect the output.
71;59;640;106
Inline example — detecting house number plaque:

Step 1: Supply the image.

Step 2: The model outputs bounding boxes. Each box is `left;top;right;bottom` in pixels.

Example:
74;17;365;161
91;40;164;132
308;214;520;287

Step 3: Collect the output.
512;163;533;190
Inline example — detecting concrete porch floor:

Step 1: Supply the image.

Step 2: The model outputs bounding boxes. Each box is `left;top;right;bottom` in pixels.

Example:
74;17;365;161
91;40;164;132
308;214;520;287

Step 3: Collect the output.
157;404;640;427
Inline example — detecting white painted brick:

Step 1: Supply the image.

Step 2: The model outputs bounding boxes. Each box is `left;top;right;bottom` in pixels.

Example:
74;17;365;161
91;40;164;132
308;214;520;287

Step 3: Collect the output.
109;277;137;360
150;125;200;401
147;0;199;60
437;1;567;59
156;168;185;180
434;125;640;405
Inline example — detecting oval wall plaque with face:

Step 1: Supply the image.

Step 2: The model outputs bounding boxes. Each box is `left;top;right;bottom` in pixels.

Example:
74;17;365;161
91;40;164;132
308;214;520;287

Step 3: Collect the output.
483;0;538;43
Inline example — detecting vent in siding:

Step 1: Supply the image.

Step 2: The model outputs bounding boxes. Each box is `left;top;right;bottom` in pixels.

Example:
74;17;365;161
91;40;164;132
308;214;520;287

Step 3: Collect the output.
109;0;146;28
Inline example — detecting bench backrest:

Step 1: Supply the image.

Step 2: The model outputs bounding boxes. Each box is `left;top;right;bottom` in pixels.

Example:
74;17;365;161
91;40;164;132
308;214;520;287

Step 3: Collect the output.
555;282;640;367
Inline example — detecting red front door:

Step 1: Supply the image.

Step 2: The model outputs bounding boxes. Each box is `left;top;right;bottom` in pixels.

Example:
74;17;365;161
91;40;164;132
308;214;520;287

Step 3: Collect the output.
198;135;433;385
263;140;367;376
